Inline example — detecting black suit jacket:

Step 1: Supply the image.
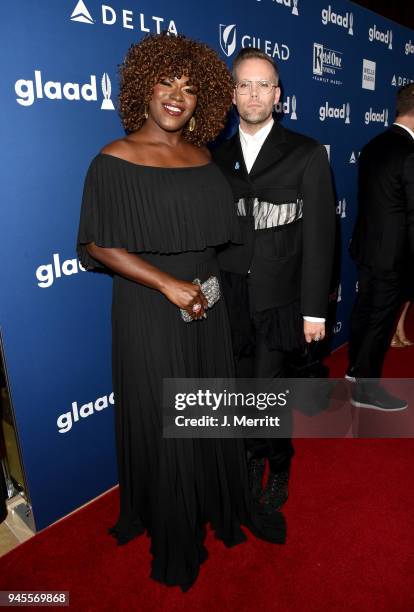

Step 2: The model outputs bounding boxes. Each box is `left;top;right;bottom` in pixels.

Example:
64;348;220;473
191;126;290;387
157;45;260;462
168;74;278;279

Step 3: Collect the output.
213;122;335;317
350;124;414;273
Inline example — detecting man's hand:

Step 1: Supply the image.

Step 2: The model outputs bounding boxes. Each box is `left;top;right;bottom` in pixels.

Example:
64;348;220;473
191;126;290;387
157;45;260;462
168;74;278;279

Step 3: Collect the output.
304;320;325;343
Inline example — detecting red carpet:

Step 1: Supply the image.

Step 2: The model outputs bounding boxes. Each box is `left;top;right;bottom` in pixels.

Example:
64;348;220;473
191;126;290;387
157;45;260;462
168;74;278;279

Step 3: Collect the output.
2;316;414;611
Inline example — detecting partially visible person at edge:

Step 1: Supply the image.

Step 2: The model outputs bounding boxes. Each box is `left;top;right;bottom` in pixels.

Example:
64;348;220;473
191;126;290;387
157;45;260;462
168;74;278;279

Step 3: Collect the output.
213;48;335;513
347;83;414;411
77;33;285;593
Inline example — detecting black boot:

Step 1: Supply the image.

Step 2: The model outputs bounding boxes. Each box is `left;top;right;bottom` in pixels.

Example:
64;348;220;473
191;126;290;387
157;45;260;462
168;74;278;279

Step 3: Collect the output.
247;457;266;501
261;469;289;513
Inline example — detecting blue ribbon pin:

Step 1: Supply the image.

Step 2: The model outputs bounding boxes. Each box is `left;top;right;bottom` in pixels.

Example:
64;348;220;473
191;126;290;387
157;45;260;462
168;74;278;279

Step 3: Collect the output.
234;162;240;170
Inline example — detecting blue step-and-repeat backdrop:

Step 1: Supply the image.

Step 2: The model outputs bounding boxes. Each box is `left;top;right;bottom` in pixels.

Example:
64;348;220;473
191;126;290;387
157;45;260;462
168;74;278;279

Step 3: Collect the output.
1;1;413;529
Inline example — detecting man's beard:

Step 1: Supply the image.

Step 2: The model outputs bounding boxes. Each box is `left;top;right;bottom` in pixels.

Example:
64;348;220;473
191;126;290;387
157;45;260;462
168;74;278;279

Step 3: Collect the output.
240;107;273;125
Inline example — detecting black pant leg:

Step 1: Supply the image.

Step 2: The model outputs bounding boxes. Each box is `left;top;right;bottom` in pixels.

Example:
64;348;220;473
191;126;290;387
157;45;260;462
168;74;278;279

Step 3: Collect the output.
348;267;373;370
349;267;403;378
244;332;294;473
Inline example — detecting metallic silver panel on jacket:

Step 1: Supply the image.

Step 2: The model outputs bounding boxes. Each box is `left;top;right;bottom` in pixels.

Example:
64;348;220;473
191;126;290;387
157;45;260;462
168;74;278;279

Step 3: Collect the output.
235;198;303;230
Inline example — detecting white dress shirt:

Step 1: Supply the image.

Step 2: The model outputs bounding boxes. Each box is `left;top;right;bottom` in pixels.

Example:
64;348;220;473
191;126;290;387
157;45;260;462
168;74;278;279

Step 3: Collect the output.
393;122;414;140
239;119;274;173
238;120;324;324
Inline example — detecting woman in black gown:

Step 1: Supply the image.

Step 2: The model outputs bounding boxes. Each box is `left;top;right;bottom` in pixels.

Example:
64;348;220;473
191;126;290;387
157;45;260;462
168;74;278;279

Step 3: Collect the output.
77;32;285;591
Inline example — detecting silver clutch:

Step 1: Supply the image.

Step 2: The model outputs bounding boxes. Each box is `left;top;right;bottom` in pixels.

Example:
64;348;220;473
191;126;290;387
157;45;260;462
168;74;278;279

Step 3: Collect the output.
180;276;221;322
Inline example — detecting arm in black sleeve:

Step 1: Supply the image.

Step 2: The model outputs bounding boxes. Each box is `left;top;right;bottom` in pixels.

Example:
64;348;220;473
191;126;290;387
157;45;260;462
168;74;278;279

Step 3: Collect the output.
300;144;336;317
404;151;414;258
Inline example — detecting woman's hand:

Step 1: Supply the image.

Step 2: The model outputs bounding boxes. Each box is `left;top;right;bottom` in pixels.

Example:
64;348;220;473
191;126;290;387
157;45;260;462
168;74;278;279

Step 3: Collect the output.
84;244;208;319
161;278;208;319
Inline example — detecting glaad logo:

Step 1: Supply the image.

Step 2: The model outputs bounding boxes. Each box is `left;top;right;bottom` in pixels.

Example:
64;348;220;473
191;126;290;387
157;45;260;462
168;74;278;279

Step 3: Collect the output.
70;0;94;23
219;24;290;60
15;70;114;110
101;73;114;110
319;101;350;124
337;283;342;302
273;0;299;16
313;43;343;85
349;151;360;163
321;5;353;35
391;74;414;87
369;25;393;49
57;392;114;434
364;107;388;127
35;253;86;288
362;59;376;91
70;1;177;34
274;95;297;120
333;321;342;334
405;40;414;55
336;198;347;218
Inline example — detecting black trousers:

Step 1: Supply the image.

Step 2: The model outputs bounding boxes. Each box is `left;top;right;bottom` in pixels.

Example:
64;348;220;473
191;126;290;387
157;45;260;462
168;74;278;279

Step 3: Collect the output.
348;266;404;378
237;331;294;474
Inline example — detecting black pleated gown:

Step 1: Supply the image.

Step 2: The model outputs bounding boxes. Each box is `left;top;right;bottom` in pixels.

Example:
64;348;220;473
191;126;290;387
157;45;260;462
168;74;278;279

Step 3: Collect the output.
77;153;285;591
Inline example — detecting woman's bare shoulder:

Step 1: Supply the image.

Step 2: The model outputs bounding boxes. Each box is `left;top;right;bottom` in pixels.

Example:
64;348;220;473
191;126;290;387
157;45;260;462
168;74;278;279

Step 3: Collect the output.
100;138;131;157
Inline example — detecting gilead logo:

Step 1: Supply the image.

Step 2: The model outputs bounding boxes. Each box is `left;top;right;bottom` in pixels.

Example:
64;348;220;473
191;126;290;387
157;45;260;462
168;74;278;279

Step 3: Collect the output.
36;253;86;288
57;392;114;433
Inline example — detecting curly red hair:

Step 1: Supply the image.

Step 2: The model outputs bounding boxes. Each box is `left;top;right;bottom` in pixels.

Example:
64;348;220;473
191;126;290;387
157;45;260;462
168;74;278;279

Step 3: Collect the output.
119;32;233;145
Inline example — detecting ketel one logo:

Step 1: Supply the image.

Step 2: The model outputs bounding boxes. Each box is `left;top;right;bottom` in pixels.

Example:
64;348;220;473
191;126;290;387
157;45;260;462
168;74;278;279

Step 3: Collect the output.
274;95;297;120
15;70;115;110
273;0;299;16
364;107;388;127
313;43;343;85
405;40;414;55
219;24;237;57
368;25;393;50
319;101;350;123
391;74;414;87
321;5;353;35
336;198;346;218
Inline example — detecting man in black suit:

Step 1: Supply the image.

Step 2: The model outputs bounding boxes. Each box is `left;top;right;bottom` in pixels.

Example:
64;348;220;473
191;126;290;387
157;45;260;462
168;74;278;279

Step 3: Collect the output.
213;48;335;512
347;84;414;411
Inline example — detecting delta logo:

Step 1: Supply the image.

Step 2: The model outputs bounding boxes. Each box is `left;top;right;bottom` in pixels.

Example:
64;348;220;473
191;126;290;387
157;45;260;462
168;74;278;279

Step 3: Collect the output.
15;70;115;110
349;151;360;164
391;74;414;87
70;0;177;35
